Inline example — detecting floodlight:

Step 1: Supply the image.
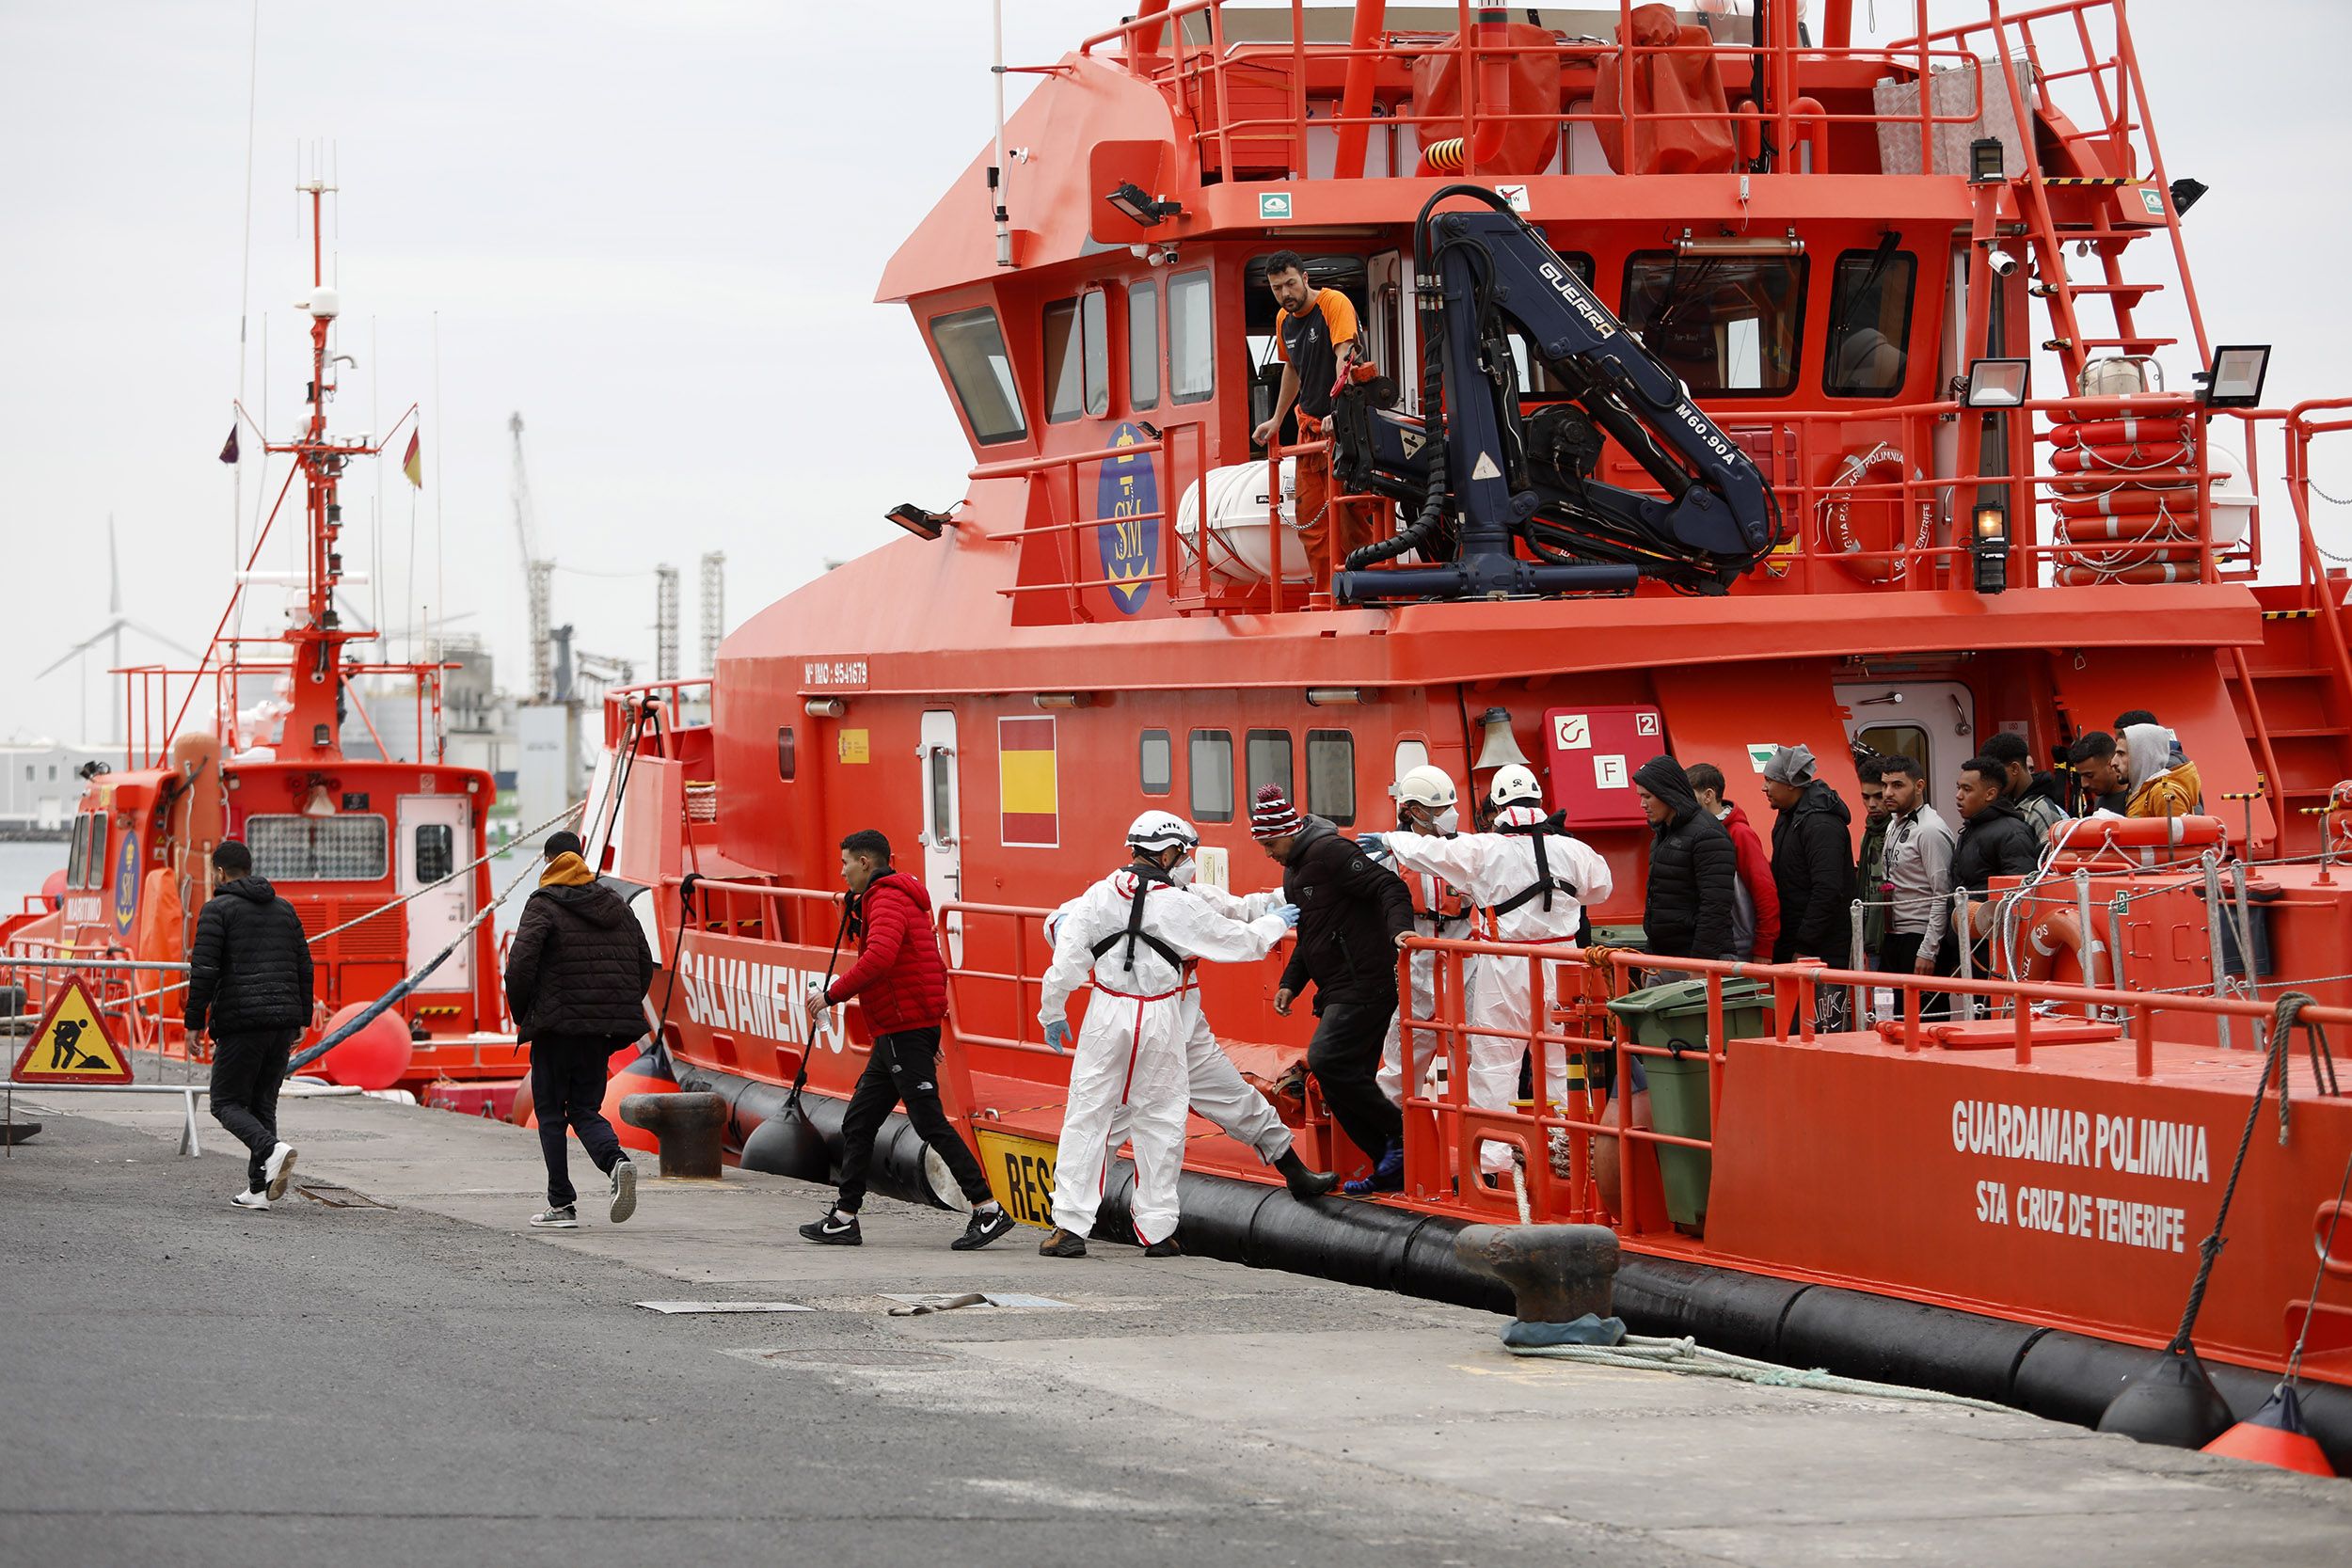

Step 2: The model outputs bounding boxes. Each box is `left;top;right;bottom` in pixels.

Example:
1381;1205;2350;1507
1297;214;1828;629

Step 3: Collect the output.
2196;345;2270;408
1962;358;2030;408
1105;182;1182;227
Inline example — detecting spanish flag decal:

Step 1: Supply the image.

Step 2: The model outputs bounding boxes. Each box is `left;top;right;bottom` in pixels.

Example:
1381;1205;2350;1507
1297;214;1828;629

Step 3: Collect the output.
998;716;1058;847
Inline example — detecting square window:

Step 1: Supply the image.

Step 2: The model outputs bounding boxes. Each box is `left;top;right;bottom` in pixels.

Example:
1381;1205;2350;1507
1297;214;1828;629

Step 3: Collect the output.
1189;729;1234;822
1045;291;1110;422
1169;269;1215;404
1246;729;1294;812
1306;731;1357;827
1139;729;1171;796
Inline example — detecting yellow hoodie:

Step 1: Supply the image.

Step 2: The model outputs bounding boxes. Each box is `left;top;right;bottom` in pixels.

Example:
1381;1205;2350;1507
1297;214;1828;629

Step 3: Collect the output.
539;851;595;888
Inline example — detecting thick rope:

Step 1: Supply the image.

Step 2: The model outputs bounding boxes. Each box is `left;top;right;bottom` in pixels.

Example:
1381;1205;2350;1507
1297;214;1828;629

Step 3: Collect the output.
1506;1333;2010;1412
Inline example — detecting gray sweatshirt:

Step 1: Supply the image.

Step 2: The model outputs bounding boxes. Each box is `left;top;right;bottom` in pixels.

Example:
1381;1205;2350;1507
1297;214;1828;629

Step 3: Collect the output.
1882;803;1958;964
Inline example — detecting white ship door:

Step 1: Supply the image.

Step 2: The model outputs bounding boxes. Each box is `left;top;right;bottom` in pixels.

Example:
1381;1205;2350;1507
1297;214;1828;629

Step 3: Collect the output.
1837;681;1978;804
399;795;472;990
918;709;963;967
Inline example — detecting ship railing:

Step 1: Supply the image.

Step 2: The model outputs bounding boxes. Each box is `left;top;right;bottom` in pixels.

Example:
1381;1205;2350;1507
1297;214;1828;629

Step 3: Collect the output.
972;420;1325;616
1077;0;2080;184
111;653;459;773
936;900;1065;1059
671;875;843;951
600;677;714;755
1402;935;2352;1233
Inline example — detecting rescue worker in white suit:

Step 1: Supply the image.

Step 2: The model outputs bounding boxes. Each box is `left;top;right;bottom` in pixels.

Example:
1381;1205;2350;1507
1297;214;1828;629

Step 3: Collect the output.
1035;811;1333;1259
1355;764;1475;1195
1365;765;1616;1181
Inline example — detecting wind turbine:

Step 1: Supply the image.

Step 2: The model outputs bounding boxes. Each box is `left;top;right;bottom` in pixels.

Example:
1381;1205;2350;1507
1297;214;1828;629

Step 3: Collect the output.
37;516;199;745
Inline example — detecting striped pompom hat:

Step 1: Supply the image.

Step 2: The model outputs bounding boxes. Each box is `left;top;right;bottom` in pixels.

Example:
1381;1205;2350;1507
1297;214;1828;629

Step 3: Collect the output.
1250;784;1303;840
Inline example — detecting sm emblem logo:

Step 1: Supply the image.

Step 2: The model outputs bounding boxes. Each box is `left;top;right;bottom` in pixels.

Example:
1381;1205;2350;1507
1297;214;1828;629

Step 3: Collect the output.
1096;422;1158;615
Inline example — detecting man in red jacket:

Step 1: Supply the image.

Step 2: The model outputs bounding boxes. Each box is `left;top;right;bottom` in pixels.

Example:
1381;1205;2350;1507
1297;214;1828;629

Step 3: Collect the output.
1688;764;1782;961
798;830;1012;1250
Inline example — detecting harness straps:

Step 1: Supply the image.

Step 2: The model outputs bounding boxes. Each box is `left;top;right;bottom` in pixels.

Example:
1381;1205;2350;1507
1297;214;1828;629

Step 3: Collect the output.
1089;863;1189;975
1489;811;1580;918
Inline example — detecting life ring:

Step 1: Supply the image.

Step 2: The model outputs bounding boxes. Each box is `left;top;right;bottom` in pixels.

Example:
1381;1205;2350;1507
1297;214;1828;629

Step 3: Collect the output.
2058;513;2195;545
2053;562;2201;585
2046;813;2228;868
2007;907;2091;987
2051;416;2194;451
2051;441;2196;474
1819;441;1931;584
2052;487;2196;519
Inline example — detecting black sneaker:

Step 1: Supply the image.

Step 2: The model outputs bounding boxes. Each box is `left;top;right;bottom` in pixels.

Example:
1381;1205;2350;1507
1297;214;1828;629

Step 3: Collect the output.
952;1207;1017;1252
797;1209;862;1245
1141;1236;1182;1258
1038;1227;1088;1258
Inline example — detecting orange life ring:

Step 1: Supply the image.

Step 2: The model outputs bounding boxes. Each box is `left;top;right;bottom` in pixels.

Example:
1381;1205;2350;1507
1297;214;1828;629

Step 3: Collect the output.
2007;907;2091;987
2059;514;2195;545
2054;562;2201;585
2050;416;2194;451
1820;441;1931;584
2051;441;2195;474
2045;813;2229;867
2052;487;2197;518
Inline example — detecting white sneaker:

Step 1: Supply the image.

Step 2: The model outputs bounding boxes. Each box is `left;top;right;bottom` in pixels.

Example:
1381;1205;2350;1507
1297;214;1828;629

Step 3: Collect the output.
609;1159;638;1225
231;1189;271;1212
263;1142;299;1201
531;1205;579;1228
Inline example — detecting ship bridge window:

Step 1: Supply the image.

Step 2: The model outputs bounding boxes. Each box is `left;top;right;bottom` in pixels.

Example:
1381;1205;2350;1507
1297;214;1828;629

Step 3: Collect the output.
1169;269;1215;404
66;812;104;890
1128;280;1160;412
1139;729;1171;796
1823;245;1916;398
1621;252;1806;396
930;307;1027;446
1189;729;1234;823
246;813;389;881
1306;731;1356;827
1045;290;1110;422
1247;729;1294;811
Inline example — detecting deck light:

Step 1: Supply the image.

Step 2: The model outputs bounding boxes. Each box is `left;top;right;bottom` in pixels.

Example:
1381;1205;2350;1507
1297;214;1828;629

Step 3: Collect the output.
1971;501;2010;595
803;698;847;719
2169;178;2207;216
1969;136;2005;184
1962;357;2030;409
1033;693;1090;709
1673;229;1804;256
1304;688;1364;706
886;502;960;541
1105;181;1182;227
2196;345;2270;408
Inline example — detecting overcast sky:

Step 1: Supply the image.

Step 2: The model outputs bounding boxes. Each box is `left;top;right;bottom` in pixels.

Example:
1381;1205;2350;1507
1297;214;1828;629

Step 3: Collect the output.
3;1;2346;746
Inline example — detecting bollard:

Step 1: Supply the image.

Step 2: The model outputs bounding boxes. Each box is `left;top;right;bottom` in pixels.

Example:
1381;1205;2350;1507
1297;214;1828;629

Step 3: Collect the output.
620;1091;726;1180
1451;1222;1618;1323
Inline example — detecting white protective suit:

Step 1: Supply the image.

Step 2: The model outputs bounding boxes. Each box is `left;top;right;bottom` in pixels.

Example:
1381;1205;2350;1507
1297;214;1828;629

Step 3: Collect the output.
1370;854;1475;1104
1385;804;1614;1171
1039;868;1292;1244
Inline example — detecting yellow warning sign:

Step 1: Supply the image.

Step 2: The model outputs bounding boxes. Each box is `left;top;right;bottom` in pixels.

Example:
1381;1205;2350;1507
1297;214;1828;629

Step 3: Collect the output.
10;977;132;1085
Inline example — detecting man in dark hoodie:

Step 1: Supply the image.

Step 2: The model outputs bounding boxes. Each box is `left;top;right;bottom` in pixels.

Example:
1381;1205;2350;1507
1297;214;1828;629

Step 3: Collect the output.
1253;784;1415;1183
504;831;651;1229
1762;744;1856;969
1950;755;2041;970
1632;755;1740;967
798;830;1012;1251
187;839;313;1212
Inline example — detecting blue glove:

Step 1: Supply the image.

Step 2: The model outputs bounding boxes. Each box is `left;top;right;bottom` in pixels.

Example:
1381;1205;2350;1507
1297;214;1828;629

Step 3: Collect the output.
1043;1020;1072;1054
1357;832;1387;856
1275;903;1302;929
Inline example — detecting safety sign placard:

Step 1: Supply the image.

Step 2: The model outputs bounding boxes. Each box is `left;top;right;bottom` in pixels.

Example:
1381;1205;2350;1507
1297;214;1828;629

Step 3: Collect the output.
974;1124;1059;1229
1543;705;1664;828
9;976;132;1085
1258;191;1293;221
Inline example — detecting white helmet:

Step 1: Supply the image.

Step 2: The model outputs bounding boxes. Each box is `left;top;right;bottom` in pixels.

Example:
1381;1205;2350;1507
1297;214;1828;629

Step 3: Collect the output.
1398;765;1458;810
1488;764;1544;810
1124;809;1199;854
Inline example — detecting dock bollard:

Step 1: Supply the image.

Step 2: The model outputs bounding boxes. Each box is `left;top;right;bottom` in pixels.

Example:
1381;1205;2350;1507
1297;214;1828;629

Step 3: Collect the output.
620;1091;726;1180
1451;1223;1618;1323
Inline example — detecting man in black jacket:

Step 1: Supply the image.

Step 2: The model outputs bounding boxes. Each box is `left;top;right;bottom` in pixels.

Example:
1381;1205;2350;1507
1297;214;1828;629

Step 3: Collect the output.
504;831;653;1229
1251;784;1414;1185
1950;755;2042;971
1761;744;1856;966
1632;755;1739;967
186;839;312;1212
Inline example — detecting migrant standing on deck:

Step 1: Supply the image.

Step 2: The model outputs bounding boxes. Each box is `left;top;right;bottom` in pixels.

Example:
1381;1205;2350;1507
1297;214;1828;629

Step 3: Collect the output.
1632;755;1740;968
799;830;1012;1251
1689;763;1780;962
1255;784;1414;1187
504;832;648;1230
1036;811;1311;1258
185;839;309;1212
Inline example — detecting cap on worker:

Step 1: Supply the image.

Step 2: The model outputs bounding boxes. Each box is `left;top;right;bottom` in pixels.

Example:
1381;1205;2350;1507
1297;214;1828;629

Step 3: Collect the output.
1761;744;1818;785
544;831;584;860
1249;784;1303;841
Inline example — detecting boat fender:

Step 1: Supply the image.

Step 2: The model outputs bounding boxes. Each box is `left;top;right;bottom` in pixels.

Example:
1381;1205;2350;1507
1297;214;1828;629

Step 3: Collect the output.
740;1103;828;1182
2096;1344;2237;1450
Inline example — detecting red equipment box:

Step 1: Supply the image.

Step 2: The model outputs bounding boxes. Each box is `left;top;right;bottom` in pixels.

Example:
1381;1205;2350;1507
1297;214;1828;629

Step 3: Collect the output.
1542;704;1665;828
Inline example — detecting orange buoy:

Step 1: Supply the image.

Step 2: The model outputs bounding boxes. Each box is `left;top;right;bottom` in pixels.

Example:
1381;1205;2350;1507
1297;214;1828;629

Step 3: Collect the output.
2202;1385;2336;1477
315;1002;416;1090
599;1042;677;1154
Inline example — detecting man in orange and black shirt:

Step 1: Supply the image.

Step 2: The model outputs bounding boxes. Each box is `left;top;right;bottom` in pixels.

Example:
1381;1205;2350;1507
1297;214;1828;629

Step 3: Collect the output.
1250;252;1377;595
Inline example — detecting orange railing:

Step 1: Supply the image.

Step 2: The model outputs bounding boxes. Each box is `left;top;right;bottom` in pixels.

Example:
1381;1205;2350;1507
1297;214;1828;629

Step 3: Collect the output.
1079;0;2026;183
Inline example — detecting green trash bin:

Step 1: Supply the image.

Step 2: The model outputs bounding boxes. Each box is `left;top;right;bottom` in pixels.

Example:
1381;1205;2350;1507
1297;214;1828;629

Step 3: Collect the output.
1603;977;1771;1227
1590;923;1647;951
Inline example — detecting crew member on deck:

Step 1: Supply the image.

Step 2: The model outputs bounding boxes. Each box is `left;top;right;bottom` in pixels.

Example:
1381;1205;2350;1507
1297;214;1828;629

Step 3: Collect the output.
1250;251;1375;595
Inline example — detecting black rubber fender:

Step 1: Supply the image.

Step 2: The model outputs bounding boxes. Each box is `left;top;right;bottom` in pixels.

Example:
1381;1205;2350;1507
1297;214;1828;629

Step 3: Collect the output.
1611;1254;1808;1361
1778;1288;2049;1407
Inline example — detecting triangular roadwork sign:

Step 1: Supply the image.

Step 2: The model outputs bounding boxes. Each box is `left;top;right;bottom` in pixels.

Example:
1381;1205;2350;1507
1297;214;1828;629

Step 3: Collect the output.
11;977;132;1085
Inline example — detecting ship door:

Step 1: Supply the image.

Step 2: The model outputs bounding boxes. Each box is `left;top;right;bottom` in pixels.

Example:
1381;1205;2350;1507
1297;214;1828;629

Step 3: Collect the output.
918;709;963;967
399;795;472;991
1836;681;1977;800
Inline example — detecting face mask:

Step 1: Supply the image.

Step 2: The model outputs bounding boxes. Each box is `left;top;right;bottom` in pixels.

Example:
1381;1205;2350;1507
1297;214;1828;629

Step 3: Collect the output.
1431;807;1459;835
1168;855;1198;887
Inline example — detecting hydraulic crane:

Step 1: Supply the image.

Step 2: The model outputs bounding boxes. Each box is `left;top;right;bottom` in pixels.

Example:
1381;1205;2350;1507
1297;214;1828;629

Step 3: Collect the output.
1332;186;1783;602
